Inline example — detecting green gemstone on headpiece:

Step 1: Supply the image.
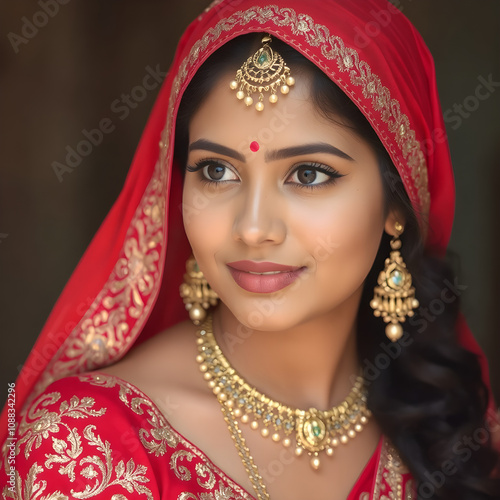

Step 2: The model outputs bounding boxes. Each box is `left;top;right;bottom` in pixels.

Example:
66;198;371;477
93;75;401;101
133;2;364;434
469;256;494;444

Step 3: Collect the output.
258;51;269;65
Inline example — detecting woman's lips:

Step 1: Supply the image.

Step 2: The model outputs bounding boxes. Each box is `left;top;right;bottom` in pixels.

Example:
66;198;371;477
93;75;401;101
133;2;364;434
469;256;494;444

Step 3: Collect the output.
226;260;305;293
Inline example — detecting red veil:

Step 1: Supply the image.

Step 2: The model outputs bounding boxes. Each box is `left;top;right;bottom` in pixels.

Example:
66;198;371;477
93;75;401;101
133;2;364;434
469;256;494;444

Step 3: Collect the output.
1;0;496;469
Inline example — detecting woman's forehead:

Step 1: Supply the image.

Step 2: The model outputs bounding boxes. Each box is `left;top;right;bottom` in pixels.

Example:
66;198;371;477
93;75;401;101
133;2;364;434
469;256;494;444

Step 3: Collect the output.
187;70;366;157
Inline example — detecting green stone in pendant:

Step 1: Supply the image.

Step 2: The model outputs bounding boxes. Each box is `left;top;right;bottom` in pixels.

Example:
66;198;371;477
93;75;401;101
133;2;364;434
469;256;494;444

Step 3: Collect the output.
255;46;273;68
258;51;269;65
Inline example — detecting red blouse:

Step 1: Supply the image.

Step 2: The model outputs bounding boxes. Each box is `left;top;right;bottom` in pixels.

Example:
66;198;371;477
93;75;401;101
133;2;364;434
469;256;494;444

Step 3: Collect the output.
2;372;414;499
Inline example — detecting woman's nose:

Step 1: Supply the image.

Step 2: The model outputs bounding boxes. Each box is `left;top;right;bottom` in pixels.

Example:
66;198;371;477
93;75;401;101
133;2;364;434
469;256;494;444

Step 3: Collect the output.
232;183;286;247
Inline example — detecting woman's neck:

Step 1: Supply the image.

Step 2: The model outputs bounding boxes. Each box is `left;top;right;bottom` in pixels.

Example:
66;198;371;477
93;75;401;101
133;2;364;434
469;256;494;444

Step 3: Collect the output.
213;291;362;411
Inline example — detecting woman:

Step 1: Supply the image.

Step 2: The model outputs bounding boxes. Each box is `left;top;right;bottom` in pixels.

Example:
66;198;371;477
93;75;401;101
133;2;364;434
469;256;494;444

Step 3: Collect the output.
1;0;499;498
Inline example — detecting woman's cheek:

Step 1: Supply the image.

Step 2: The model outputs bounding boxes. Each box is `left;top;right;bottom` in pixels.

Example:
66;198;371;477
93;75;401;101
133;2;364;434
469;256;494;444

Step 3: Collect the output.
314;195;384;281
183;191;228;272
183;182;217;240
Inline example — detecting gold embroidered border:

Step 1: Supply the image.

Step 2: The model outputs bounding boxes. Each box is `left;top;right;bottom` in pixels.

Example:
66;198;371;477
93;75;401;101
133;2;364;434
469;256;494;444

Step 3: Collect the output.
372;439;410;500
30;159;167;404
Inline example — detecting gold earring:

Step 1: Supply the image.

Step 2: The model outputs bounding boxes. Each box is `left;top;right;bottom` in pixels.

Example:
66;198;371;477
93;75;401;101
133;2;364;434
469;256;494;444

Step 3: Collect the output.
229;34;295;112
370;222;419;342
179;256;219;325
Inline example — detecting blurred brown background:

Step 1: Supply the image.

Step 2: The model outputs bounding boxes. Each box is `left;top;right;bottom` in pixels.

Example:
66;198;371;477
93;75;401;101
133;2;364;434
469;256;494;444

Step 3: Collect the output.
1;1;499;404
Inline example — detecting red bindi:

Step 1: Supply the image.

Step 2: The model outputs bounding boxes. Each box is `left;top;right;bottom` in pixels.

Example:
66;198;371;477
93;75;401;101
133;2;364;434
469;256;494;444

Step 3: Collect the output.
250;141;260;152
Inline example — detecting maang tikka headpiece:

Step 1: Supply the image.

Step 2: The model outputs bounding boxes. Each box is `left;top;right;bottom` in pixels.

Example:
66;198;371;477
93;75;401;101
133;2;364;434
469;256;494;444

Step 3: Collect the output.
230;34;295;112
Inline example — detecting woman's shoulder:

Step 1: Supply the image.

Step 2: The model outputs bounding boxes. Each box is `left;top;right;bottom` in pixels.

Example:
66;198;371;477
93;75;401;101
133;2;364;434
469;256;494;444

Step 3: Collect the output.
14;371;186;453
13;373;156;453
99;319;206;415
102;319;199;380
18;371;166;423
7;368;222;499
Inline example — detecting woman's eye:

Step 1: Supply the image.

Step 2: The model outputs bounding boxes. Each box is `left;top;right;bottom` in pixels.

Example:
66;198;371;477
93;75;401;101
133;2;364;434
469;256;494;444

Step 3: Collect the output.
186;160;239;183
203;163;238;182
286;164;341;187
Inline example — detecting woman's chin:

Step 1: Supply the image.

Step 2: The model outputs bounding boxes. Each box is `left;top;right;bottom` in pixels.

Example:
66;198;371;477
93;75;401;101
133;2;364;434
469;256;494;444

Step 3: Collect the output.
215;299;317;333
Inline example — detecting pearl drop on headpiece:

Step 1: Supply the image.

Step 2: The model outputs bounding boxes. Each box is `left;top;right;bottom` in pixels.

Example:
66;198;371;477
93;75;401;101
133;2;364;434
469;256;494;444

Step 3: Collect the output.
230;34;295;111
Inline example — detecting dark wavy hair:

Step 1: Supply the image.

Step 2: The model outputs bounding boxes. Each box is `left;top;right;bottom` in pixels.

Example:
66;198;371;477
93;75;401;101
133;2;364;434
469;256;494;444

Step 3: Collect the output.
174;33;500;499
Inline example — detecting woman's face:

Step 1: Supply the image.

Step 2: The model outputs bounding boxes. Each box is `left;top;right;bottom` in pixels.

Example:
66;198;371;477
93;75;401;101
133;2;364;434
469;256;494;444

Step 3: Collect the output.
182;70;397;331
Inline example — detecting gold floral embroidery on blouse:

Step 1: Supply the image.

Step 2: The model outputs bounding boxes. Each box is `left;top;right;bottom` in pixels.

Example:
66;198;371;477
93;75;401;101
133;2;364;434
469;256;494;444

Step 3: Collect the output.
81;372;180;455
5;378;154;500
6;463;69;500
17;392;106;459
178;480;248;500
83;374;250;499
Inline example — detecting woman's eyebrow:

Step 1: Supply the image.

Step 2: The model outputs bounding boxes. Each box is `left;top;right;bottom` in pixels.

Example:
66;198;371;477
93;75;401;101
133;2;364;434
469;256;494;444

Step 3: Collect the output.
188;139;246;162
265;143;354;162
188;140;354;163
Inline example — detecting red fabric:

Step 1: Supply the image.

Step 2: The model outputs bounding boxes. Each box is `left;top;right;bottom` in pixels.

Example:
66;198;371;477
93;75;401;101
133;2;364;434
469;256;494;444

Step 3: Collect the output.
1;0;495;495
4;374;251;499
4;373;410;499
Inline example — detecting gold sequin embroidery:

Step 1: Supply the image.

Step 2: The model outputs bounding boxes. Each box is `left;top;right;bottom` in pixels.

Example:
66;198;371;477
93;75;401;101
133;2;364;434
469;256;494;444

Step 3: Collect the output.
7;379;154;500
372;439;410;500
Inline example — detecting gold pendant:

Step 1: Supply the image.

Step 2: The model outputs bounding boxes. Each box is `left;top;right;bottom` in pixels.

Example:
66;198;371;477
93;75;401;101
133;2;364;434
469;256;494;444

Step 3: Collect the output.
297;409;329;452
230;35;295;111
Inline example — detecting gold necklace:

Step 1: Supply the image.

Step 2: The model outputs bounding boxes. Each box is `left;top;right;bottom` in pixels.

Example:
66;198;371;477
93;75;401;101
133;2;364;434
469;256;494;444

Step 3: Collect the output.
195;315;371;473
219;402;270;500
